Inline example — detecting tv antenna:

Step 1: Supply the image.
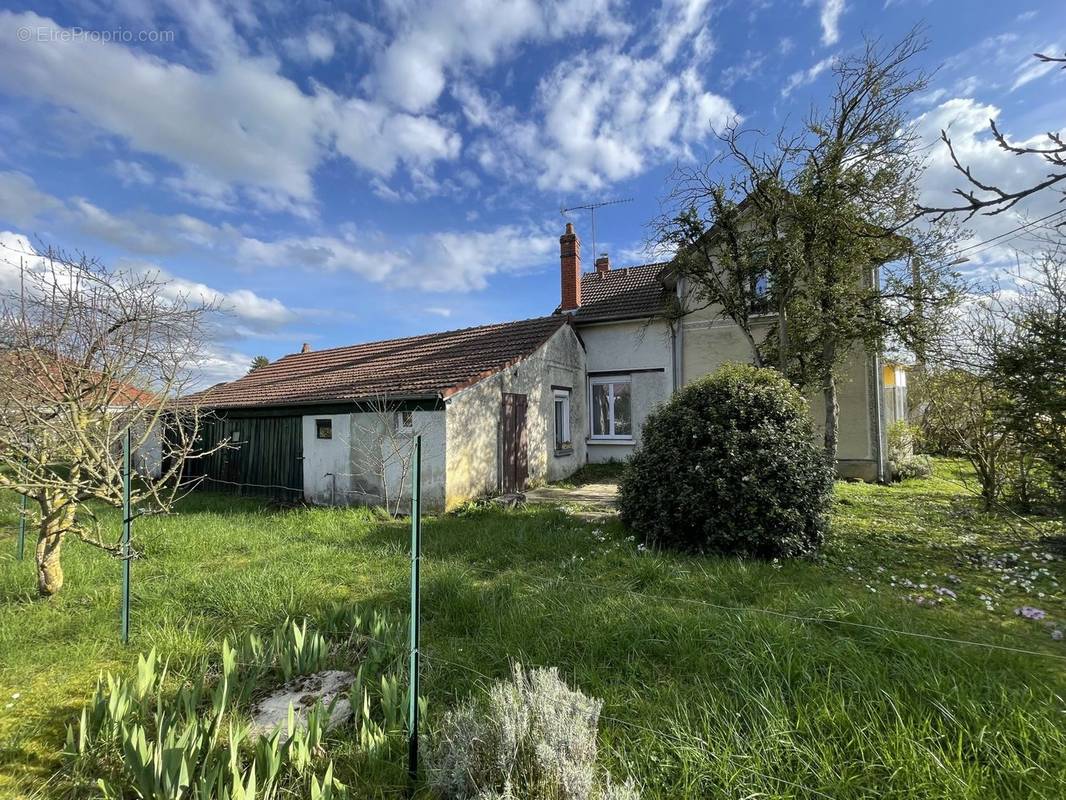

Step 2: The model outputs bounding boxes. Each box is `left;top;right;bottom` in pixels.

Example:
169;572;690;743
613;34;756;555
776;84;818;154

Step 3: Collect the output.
561;198;632;266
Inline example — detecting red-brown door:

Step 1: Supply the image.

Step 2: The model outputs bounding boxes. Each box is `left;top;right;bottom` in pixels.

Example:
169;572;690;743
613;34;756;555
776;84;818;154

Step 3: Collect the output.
501;393;528;493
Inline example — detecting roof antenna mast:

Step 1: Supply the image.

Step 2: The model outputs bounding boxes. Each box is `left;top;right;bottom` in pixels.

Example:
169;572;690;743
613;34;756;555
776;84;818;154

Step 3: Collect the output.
561;198;633;266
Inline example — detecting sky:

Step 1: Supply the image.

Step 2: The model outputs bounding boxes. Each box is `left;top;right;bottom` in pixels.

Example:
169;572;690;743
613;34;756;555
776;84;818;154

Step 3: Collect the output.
0;0;1063;386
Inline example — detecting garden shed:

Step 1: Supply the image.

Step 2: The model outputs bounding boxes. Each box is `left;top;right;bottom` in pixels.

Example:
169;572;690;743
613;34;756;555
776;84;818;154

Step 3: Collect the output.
183;316;587;511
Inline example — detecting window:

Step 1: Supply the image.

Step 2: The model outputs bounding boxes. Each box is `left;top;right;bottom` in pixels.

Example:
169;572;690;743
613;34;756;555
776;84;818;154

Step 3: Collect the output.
315;418;332;440
396;410;414;431
590;376;632;439
553;389;571;452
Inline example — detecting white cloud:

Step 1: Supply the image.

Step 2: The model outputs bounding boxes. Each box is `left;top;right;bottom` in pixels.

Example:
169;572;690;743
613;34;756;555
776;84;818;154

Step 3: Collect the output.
191;346;260;387
370;0;627;113
0;171;558;293
916;97;1066;273
327;96;461;177
284;30;336;63
781;55;835;97
151;270;295;329
112;160;156;187
238;223;557;292
0;171;64;226
70;199;179;255
0;12;324;204
1011;43;1063;91
653;0;715;64
461;50;736;191
424;306;453;317
807;0;845;47
236;234;402;282
0;11;462;213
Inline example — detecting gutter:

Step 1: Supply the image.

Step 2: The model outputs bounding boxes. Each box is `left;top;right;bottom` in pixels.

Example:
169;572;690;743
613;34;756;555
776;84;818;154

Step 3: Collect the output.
871;264;887;483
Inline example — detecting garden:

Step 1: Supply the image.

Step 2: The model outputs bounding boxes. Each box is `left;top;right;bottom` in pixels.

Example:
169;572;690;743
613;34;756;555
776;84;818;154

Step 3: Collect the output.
2;457;1065;799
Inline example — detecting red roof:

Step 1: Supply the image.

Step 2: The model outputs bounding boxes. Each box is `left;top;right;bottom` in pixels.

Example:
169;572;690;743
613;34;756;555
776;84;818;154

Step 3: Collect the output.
564;263;671;322
188;315;571;409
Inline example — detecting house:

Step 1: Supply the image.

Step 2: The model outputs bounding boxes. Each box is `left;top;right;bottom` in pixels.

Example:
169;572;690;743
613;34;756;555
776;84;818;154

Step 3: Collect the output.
556;222;890;480
184;315;586;510
188;222;896;509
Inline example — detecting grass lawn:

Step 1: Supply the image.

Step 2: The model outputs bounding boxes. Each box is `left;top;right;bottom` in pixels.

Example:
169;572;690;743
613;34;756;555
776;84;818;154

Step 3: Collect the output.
2;461;1065;798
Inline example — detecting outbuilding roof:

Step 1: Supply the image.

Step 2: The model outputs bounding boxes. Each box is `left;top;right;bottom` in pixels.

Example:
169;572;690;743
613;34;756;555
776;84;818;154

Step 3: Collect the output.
564;263;671;322
187;315;571;409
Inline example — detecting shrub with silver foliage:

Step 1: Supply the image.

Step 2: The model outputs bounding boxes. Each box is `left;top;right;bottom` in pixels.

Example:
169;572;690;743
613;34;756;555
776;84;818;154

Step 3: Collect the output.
429;664;638;800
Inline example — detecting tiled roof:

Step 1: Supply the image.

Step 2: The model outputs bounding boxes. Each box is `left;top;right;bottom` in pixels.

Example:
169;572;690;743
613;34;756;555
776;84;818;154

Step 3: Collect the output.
187;315;570;409
566;263;671;322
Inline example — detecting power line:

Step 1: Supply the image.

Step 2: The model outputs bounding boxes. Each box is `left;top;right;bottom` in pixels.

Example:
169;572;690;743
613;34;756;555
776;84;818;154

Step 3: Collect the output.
444;562;1066;662
941;208;1066;265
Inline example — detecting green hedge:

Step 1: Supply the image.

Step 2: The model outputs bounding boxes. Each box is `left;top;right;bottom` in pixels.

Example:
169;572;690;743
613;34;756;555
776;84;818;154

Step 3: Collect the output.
618;363;834;558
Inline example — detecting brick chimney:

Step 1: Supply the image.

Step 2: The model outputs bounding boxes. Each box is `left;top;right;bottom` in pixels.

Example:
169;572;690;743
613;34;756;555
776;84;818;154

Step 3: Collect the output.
595;253;610;273
301;342;312;353
560;222;581;311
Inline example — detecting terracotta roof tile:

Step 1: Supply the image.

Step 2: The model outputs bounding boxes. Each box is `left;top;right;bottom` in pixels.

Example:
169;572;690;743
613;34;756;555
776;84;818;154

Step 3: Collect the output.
187;315;570;409
565;263;670;322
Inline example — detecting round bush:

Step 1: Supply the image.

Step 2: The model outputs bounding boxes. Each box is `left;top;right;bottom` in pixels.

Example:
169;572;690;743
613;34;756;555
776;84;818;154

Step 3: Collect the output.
618;363;834;558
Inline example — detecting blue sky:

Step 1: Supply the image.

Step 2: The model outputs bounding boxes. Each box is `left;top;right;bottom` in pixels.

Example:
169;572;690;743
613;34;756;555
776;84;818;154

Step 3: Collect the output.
0;0;1063;384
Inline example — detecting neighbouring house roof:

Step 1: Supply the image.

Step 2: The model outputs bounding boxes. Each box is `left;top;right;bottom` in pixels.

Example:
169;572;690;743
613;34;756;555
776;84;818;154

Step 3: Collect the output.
186;315;572;410
561;263;671;323
0;350;159;407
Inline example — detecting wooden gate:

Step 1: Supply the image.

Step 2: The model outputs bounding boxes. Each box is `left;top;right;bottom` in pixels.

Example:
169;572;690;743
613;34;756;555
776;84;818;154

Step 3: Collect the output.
501;393;528;493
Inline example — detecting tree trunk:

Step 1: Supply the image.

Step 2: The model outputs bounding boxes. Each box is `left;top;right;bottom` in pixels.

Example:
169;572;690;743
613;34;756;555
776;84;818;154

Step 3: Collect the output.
823;371;840;465
777;306;789;373
36;524;65;597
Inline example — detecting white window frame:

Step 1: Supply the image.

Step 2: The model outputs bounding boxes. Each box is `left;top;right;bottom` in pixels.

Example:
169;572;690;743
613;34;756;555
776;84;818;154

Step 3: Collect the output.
589;375;633;440
553;389;572;452
395;410;414;432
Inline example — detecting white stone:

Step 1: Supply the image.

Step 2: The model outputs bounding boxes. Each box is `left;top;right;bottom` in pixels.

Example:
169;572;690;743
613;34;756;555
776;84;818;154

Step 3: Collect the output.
250;670;355;738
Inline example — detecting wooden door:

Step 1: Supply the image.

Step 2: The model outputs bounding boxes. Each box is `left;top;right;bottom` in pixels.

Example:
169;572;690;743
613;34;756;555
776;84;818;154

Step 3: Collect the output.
501;393;529;493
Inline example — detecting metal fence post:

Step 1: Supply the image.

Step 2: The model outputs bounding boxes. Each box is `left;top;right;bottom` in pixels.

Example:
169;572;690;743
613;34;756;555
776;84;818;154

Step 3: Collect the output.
16;490;26;561
407;433;422;787
121;427;132;644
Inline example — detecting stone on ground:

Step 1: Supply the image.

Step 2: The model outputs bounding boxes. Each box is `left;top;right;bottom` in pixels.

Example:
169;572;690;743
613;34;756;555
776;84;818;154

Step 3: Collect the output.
250;669;354;737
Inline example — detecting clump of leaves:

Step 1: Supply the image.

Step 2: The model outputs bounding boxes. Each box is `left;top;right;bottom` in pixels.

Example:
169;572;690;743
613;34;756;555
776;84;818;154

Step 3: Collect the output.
619;363;833;558
428;663;638;800
64;605;415;800
888;421;933;481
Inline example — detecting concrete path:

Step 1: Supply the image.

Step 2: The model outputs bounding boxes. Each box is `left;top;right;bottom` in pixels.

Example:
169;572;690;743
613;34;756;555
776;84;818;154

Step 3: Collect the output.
524;481;619;520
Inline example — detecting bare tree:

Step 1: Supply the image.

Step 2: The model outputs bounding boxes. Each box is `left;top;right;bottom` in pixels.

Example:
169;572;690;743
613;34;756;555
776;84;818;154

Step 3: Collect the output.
919;52;1066;220
652;131;797;370
653;30;963;462
0;242;222;596
349;396;439;516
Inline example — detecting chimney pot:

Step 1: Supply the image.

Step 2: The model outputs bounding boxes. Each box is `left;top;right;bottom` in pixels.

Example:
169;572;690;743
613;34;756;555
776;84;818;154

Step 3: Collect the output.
559;224;581;311
595;253;610;273
301;342;311;353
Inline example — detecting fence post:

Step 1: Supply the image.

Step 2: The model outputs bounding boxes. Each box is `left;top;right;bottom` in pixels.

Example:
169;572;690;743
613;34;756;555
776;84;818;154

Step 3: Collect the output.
407;433;422;787
121;427;132;644
16;490;26;561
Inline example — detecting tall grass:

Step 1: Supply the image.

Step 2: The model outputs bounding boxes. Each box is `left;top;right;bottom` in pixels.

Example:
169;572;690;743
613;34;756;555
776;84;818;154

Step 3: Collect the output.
1;463;1065;798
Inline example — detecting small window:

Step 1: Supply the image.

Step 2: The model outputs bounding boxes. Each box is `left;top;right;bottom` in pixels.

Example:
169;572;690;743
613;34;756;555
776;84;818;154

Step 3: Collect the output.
231;430;241;443
590;376;632;439
396;410;414;431
315;418;332;439
553;389;571;452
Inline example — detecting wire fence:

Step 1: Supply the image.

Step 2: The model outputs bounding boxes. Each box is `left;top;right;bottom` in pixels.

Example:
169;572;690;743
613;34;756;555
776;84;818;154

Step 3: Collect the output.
6;443;1066;798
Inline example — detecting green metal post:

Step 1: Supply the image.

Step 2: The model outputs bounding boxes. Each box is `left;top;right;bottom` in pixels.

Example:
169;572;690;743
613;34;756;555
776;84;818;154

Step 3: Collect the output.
16;491;26;561
407;434;422;786
120;428;132;644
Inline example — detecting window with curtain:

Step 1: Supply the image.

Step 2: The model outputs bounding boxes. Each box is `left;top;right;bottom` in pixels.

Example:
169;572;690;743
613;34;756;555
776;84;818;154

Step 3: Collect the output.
589;376;632;439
